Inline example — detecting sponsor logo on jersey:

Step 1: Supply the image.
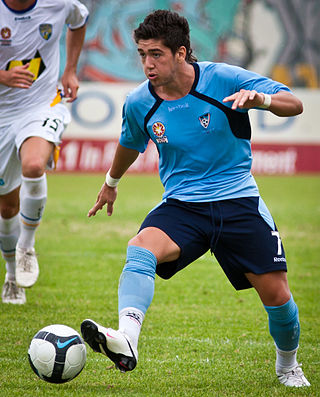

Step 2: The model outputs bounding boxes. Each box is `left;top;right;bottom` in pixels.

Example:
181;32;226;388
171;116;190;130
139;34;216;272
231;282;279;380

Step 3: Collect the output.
6;50;46;81
168;103;190;112
152;121;168;143
39;24;52;40
15;16;31;22
199;113;211;129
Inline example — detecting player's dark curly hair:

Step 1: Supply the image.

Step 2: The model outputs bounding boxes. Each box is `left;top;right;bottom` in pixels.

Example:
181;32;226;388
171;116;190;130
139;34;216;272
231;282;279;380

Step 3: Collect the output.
134;10;197;63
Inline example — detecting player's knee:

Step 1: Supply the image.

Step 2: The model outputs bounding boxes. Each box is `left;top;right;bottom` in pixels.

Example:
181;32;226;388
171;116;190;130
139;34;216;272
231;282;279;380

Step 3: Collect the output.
248;271;291;306
266;288;291;307
128;228;180;263
128;235;141;247
0;204;19;219
128;229;155;247
22;159;46;178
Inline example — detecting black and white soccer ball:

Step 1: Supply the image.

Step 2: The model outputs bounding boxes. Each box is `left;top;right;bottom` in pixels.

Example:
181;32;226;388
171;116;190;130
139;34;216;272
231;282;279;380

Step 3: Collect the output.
28;324;86;383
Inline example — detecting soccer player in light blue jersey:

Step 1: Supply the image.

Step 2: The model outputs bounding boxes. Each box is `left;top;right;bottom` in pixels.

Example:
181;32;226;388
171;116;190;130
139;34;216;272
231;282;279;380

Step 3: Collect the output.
81;10;310;387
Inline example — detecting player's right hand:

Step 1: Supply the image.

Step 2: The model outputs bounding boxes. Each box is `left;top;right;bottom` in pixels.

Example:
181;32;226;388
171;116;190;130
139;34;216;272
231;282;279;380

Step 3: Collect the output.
88;183;118;217
2;63;34;89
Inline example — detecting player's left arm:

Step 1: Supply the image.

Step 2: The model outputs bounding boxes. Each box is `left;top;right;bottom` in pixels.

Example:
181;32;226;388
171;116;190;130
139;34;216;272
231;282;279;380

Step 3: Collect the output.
60;24;86;103
223;89;303;117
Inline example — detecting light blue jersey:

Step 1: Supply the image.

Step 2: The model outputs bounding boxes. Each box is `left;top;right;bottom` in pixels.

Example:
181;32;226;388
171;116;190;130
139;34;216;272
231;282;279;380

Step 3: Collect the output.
120;62;290;202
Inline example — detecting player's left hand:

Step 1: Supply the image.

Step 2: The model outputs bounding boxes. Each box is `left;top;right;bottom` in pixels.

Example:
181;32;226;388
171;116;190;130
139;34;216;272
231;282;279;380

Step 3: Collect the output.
223;89;265;110
60;71;79;103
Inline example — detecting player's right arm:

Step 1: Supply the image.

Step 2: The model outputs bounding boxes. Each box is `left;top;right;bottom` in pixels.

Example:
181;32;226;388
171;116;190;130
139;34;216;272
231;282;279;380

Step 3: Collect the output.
88;144;139;217
0;63;34;88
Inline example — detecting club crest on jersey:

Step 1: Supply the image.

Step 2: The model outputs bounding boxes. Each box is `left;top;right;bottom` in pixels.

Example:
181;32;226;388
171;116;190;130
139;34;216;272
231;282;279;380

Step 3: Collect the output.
1;27;11;40
152;122;168;143
199;113;211;129
39;24;52;40
0;27;12;46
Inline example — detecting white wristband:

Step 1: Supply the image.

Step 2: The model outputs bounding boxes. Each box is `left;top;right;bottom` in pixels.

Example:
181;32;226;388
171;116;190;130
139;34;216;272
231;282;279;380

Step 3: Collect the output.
260;93;272;109
105;170;120;188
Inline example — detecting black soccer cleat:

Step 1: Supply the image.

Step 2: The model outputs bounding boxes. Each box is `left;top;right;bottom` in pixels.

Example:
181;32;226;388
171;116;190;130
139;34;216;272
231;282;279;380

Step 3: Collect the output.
81;319;137;372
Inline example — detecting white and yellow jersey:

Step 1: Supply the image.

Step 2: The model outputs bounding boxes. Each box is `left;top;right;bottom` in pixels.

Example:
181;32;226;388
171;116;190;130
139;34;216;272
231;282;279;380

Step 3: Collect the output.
0;0;89;126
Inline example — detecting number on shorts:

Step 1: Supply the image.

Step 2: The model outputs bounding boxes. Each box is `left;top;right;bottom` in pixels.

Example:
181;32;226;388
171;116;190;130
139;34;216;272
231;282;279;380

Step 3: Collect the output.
271;231;282;255
42;117;62;132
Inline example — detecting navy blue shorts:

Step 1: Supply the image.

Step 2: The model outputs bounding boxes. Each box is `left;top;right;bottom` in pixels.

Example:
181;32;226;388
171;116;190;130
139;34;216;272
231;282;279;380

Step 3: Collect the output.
139;197;287;290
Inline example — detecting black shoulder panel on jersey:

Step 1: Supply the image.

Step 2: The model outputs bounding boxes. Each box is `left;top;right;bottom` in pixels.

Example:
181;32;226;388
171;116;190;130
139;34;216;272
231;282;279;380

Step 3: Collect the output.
190;90;251;140
145;82;164;135
190;63;251;140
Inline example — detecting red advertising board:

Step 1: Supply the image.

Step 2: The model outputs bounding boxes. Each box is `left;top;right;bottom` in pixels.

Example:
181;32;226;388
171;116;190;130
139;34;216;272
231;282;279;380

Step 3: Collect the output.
56;139;320;175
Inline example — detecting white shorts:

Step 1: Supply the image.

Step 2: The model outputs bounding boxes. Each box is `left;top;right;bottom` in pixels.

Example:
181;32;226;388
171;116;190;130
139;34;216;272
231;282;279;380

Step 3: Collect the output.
0;103;71;195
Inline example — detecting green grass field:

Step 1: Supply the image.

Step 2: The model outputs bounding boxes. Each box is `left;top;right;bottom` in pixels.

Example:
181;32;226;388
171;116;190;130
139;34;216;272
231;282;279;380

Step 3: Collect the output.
0;174;319;397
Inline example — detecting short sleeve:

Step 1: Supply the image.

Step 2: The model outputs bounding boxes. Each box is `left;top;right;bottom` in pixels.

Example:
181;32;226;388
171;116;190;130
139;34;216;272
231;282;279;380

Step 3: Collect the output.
119;99;150;153
65;0;89;30
234;66;291;94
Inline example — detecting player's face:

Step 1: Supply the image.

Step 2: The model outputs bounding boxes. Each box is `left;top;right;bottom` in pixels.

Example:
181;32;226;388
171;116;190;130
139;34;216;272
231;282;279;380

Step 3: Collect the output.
137;39;183;88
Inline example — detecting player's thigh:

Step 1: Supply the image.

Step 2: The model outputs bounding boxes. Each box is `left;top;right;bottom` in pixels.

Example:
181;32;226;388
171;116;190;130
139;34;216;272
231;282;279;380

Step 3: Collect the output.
129;227;181;263
20;136;54;175
15;103;70;173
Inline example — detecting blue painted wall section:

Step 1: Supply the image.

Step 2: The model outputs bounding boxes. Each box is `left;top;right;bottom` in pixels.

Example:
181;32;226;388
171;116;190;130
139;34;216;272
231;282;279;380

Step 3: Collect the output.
60;0;320;87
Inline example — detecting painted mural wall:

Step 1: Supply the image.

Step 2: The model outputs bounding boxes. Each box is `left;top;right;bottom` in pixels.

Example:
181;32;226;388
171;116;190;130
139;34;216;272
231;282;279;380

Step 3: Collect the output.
60;0;320;88
57;0;320;174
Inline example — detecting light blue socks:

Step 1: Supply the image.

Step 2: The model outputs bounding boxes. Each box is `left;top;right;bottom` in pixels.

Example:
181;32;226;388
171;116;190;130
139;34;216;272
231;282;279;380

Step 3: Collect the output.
264;295;300;351
118;245;157;314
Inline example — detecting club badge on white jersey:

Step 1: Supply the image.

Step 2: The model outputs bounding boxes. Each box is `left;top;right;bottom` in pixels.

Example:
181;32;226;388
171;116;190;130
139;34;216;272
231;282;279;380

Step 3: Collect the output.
39;24;53;41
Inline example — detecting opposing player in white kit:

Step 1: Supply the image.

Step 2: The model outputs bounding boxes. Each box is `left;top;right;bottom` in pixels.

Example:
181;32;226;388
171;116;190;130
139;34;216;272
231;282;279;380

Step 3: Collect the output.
0;0;89;304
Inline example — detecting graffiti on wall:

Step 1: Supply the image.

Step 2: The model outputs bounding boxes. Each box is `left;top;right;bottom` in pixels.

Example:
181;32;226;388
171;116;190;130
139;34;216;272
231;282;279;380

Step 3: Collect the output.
60;0;320;87
264;0;320;88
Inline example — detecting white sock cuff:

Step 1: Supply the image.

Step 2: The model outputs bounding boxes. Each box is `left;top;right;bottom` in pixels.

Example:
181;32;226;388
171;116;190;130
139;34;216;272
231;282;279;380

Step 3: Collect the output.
275;345;299;371
21;174;47;197
21;173;46;183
